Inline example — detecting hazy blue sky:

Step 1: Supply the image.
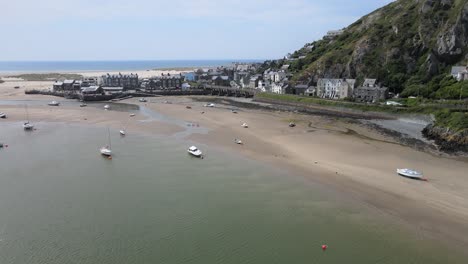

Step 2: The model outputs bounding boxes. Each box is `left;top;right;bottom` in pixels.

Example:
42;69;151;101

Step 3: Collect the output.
1;0;394;61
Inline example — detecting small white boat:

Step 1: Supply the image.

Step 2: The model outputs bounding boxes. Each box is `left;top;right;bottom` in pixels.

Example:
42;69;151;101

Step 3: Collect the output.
100;127;112;157
139;98;147;102
289;122;296;127
234;139;243;145
129;113;136;117
23;122;34;130
119;129;126;136
397;168;425;180
0;112;6;119
188;146;203;158
241;123;249;128
48;101;60;106
80;103;87;107
100;147;112;156
204;103;215;107
23;105;33;130
231;109;238;114
104;104;111;110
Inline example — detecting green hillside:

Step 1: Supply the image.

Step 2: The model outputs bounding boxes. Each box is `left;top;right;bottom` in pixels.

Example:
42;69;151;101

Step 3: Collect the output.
264;0;468;99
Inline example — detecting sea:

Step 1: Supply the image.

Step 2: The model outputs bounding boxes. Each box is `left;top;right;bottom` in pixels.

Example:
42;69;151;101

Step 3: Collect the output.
0;60;262;74
0;103;465;263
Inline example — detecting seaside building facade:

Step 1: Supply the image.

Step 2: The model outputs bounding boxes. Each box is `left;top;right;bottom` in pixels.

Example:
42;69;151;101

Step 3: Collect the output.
100;73;139;89
353;79;388;103
146;74;184;89
316;78;356;99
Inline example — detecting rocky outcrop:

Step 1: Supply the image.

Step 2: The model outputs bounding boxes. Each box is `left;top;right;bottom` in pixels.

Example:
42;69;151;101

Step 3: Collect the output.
422;124;468;153
436;2;468;63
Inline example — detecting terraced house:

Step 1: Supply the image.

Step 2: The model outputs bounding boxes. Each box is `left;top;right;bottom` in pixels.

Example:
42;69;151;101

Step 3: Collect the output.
100;73;139;89
316;78;356;99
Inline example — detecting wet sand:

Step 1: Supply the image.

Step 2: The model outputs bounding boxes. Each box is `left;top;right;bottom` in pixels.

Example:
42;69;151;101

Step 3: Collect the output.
1;83;468;254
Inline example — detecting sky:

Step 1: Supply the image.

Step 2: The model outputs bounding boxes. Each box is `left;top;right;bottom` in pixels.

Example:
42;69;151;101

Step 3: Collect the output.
0;0;394;61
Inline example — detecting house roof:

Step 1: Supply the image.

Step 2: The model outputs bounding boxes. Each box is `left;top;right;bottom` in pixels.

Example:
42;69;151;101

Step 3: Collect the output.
81;86;101;92
103;87;124;91
295;84;309;89
363;79;377;87
53;82;63;86
451;66;467;75
63;80;75;84
317;78;343;86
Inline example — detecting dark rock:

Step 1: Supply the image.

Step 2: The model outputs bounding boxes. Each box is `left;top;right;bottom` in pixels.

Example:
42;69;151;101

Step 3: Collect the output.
436;2;468;63
423;124;468;153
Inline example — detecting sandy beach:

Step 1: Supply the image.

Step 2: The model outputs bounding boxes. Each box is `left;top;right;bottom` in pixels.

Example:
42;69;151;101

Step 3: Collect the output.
1;78;468;254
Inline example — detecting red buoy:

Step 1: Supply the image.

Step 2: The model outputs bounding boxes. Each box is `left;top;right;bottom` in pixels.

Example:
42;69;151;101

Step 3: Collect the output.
322;245;328;251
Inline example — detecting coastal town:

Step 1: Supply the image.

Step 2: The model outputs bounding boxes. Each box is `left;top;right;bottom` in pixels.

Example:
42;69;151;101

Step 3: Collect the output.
1;0;468;263
44;61;391;103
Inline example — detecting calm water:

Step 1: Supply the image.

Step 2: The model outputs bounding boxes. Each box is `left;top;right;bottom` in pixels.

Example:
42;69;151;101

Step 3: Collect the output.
0;60;261;73
0;122;464;263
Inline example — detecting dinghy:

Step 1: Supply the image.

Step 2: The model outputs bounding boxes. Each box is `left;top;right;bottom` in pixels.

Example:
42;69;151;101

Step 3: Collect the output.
397;168;425;180
100;127;112;157
188;146;203;158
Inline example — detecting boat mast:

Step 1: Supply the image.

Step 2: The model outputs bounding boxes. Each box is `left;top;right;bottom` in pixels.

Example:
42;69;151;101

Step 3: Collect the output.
107;127;112;150
25;104;30;123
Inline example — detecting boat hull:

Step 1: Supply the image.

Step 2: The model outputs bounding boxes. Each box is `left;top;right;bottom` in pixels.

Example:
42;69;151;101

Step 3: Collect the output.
100;148;112;156
23;124;34;130
188;150;203;157
397;169;424;180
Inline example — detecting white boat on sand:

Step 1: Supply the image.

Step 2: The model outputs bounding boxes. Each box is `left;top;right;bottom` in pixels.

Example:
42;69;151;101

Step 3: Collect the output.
188;146;203;158
104;104;111;110
241;123;248;128
119;130;126;136
397;168;426;181
48;101;60;106
234;139;243;145
0;112;6;119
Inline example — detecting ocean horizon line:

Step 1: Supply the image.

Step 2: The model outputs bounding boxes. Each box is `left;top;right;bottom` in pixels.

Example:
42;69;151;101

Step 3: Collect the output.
0;59;266;74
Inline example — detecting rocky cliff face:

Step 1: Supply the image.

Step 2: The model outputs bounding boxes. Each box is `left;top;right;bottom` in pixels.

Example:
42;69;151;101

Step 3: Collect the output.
288;0;468;92
423;124;468;152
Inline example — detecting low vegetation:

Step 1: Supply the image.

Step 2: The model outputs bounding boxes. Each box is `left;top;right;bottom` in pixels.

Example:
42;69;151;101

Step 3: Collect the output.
434;109;468;132
8;73;83;81
256;92;468;116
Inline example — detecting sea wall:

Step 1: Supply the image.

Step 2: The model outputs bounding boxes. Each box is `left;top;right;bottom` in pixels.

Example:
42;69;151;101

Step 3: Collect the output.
422;124;468;153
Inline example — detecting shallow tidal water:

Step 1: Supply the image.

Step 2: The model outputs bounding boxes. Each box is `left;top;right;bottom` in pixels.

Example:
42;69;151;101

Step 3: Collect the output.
0;122;465;263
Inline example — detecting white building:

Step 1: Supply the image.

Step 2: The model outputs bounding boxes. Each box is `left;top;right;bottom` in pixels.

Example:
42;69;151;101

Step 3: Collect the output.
451;66;468;81
316;78;356;99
